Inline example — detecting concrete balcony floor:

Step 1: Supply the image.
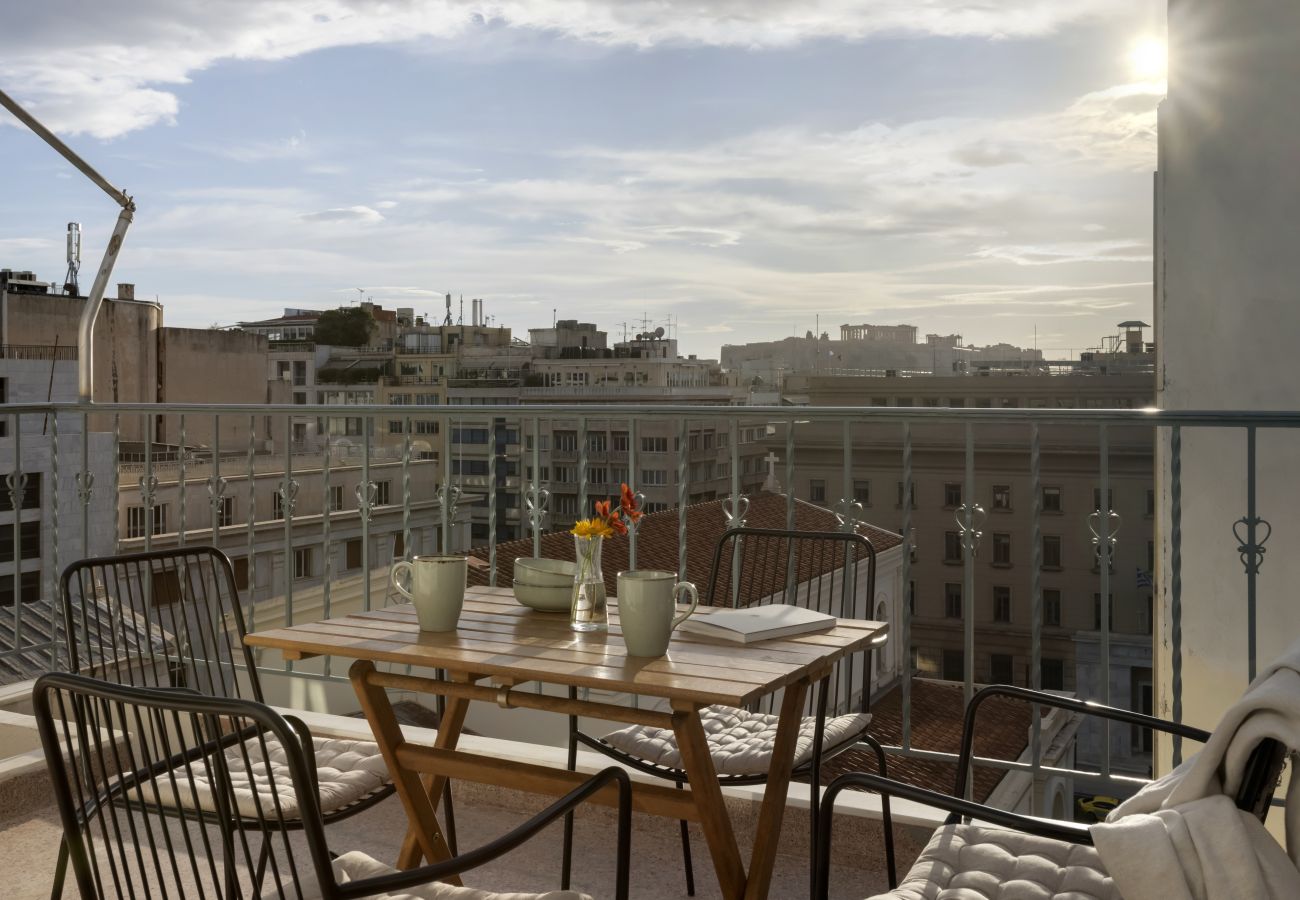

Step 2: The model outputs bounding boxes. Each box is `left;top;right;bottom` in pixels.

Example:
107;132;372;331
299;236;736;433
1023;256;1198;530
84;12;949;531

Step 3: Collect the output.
1;778;903;899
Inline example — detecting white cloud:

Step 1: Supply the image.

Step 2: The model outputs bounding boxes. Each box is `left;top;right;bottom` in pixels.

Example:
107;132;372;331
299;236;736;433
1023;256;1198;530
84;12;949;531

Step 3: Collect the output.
973;240;1152;266
0;1;1132;138
299;205;385;223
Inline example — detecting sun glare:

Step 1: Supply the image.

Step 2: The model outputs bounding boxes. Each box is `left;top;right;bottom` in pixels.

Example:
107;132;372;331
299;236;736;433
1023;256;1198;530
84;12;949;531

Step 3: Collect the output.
1128;35;1167;81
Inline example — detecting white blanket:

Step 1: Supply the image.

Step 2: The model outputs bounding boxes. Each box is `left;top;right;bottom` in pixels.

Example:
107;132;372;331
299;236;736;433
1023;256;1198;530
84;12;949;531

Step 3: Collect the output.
1089;638;1300;900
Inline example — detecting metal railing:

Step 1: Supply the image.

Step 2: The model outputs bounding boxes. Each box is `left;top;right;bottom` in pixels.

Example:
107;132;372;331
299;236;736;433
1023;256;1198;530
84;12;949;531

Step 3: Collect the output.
0;344;79;361
0;399;1289;812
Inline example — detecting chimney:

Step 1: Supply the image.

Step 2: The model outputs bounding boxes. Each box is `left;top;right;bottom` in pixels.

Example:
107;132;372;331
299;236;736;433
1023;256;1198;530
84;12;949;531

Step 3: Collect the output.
117;283;135;300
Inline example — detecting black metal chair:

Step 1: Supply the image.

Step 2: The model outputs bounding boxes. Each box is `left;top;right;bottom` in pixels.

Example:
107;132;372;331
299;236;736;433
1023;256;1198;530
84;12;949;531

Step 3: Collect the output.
52;547;414;897
562;526;894;895
814;685;1289;900
33;671;631;900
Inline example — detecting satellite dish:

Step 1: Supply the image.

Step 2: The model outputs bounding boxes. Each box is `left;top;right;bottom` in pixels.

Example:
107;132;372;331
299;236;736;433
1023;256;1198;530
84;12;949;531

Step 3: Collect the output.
654;326;665;338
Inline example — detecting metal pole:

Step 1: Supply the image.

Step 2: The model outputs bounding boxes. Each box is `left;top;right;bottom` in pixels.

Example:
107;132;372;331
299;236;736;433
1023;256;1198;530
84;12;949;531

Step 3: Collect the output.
0;88;135;403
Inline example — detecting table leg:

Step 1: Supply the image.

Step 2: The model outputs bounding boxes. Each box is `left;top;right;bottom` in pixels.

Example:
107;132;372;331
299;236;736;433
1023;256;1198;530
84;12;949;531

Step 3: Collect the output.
348;660;461;881
744;677;810;900
395;675;472;869
671;701;746;900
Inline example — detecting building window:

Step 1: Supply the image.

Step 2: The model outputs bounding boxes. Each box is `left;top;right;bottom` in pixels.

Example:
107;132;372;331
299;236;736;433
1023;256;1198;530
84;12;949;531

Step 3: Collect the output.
809;479;826;503
553;494;578;517
896;482;916;508
641;436;669;453
0;570;41;607
1093;592;1115;631
992;586;1012;622
907;581;916;615
1043;589;1062;627
329;485;344;512
231;556;249;591
388;420;404;434
853;481;871;506
552;431;577;452
944;531;963;564
452;427;489;444
992;485;1011;510
375;480;391;506
1041;658;1065;691
1042;535;1062;569
0;521;41;562
943;482;962;508
273;492;285;520
1146;489;1156;516
1042;486;1062;513
217;496;236;527
588;467;608;486
944;582;963;618
588;433;607;452
611;432;629;452
990;653;1014;685
992;532;1011;566
941;649;964;681
554;465;575;484
346;538;362;570
641;469;668;486
127;505;168;538
294;547;314;580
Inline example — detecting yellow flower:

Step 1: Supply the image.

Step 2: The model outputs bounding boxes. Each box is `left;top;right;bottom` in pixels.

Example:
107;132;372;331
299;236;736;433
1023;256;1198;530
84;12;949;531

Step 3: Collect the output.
571;519;613;539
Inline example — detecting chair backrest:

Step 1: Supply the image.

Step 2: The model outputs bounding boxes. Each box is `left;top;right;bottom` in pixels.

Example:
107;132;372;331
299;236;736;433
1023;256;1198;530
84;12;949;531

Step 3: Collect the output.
61;547;261;702
33;671;338;900
705;527;879;717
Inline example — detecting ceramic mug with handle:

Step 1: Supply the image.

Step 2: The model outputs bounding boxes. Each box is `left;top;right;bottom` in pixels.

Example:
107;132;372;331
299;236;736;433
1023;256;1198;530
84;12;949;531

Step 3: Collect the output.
390;555;468;632
616;570;699;657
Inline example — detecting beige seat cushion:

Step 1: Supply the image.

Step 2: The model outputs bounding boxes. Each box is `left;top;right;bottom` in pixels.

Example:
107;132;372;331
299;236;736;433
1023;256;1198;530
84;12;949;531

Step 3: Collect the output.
871;823;1120;900
158;733;391;820
600;704;871;776
326;850;592;900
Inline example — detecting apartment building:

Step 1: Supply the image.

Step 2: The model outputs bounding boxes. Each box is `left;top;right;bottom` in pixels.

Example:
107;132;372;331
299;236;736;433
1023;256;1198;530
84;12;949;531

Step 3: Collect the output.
0;270;120;611
774;368;1155;774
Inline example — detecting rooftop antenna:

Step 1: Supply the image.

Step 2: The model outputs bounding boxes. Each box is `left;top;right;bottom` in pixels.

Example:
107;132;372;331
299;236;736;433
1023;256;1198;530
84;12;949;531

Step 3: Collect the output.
64;222;81;295
458;294;463;326
0;87;135;402
355;287;365;305
443;293;453;326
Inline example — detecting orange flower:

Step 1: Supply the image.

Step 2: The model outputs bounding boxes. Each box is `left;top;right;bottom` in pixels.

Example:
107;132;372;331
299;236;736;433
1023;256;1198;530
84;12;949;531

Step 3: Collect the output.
573;489;637;537
619;483;643;521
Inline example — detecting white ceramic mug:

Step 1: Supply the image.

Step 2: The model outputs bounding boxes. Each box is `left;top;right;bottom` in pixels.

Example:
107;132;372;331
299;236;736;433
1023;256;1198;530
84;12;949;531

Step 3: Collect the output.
390;556;468;632
616;570;699;657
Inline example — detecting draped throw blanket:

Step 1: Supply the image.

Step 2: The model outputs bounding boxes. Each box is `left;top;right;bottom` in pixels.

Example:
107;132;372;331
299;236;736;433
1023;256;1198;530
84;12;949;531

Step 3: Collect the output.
1090;639;1300;900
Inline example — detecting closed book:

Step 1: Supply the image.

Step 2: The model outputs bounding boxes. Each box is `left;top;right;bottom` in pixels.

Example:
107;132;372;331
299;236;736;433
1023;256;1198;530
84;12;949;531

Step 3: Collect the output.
678;604;836;644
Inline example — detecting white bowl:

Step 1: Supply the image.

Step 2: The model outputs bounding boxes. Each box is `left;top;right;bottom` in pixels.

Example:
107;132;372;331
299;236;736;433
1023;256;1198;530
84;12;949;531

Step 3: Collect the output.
512;579;572;612
513;557;576;587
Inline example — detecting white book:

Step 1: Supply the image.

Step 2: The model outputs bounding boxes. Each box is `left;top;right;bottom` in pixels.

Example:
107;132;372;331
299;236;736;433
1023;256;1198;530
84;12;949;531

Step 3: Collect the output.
678;604;836;644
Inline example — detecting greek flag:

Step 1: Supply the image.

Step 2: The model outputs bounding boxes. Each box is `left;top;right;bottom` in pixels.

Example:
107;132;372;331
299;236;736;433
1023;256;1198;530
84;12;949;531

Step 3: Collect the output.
1135;567;1154;589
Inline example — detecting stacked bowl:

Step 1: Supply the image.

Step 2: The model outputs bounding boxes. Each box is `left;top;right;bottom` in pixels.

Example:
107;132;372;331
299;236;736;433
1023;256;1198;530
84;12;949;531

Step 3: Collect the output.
512;558;576;612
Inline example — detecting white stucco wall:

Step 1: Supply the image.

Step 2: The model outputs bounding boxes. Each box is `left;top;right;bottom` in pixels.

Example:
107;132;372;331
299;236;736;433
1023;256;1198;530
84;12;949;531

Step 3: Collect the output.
1155;0;1300;769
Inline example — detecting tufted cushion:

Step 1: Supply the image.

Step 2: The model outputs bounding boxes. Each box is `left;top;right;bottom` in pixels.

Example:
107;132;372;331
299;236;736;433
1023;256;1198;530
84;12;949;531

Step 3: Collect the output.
157;733;391;820
317;850;592;900
599;704;871;776
871;823;1120;900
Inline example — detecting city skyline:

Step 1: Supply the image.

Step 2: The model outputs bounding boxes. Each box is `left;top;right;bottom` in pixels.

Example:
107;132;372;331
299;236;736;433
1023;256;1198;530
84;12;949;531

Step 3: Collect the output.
2;2;1163;360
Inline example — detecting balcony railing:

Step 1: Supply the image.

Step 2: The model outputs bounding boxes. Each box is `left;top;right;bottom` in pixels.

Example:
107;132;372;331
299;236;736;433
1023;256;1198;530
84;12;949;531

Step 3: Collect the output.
0;399;1290;815
0;344;78;361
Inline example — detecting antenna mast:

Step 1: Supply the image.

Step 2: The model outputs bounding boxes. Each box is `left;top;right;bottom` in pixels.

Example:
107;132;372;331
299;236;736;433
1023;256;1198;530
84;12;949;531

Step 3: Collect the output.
64;222;81;295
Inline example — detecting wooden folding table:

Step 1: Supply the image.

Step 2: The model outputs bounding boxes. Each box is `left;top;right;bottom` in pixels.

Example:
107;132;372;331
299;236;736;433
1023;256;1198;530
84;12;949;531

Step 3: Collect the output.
245;585;887;900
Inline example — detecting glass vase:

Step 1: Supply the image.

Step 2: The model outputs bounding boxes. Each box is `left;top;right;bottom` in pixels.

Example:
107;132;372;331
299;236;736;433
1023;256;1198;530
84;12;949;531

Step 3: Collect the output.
570;534;608;632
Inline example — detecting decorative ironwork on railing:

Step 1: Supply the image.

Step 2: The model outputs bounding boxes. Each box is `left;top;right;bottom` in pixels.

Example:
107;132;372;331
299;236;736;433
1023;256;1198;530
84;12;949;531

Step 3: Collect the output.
1;399;1296;816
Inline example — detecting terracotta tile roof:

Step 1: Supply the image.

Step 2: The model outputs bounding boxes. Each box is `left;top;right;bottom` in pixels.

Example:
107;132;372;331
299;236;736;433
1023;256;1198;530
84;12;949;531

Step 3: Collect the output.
820;679;1030;803
467;491;902;605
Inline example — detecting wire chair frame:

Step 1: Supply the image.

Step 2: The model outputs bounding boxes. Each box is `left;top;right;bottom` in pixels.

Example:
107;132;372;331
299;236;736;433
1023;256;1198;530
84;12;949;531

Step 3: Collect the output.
34;672;633;900
563;526;891;895
53;547;399;899
62;546;260;701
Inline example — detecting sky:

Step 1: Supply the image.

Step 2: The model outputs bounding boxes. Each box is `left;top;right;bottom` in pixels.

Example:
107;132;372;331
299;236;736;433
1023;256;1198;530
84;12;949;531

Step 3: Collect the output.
0;1;1166;360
